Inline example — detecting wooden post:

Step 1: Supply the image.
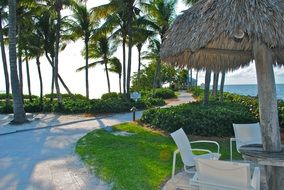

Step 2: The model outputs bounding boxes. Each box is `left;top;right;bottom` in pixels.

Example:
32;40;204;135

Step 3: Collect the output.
254;41;282;189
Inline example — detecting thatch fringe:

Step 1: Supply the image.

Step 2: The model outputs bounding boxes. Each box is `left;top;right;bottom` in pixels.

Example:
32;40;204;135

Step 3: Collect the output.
161;0;284;70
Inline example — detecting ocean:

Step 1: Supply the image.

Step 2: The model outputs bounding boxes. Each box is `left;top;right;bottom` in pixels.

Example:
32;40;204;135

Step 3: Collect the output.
1;84;284;99
223;84;284;100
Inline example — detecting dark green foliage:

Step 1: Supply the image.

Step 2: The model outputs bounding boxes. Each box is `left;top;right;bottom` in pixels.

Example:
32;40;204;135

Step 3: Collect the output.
0;93;38;100
101;92;120;100
152;88;176;99
141;101;258;137
44;93;87;100
0;93;165;114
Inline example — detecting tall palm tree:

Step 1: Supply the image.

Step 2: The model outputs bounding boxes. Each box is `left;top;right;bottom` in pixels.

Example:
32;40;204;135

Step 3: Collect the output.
0;0;9;104
132;16;155;85
92;1;128;94
77;35;118;93
69;2;98;99
35;9;72;100
8;0;26;123
93;0;142;96
109;57;122;93
142;0;177;90
42;0;73;104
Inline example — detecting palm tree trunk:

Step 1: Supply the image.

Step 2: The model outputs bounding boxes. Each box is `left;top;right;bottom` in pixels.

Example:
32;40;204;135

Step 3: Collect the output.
51;56;55;101
25;49;32;102
204;69;211;105
153;58;161;92
36;56;43;103
119;74;122;94
104;57;111;93
55;9;62;103
18;47;23;96
126;38;132;96
137;45;142;85
8;0;26;123
0;13;10;103
122;36;126;94
85;38;89;99
220;70;225;102
45;52;72;96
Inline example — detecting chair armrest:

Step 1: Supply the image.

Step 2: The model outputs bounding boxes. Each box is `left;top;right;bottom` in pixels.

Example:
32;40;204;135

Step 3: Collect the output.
251;167;260;190
172;149;180;180
190;140;220;153
191;148;212;154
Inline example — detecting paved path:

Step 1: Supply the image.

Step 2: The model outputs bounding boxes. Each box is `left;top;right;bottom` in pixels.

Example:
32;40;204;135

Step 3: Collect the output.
0;91;193;190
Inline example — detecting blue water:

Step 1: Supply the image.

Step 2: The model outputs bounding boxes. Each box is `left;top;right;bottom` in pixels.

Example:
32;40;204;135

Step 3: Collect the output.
223;84;284;100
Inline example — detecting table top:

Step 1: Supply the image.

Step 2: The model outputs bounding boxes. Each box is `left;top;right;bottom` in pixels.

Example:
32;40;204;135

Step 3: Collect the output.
239;144;284;167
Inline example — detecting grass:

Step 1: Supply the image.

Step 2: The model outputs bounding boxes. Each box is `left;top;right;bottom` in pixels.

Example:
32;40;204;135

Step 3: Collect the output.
75;122;242;190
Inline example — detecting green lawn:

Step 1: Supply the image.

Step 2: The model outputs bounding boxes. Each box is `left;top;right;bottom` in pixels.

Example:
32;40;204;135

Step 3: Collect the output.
75;123;242;190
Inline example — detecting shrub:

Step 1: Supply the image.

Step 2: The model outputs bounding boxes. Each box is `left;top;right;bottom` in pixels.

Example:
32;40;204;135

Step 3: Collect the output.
101;92;121;100
153;88;176;99
141;101;258;137
0;101;13;113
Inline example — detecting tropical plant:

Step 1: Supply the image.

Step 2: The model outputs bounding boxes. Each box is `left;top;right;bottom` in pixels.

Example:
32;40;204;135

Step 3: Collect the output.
69;2;98;99
108;57;122;93
142;0;177;90
77;34;118;93
92;0;144;96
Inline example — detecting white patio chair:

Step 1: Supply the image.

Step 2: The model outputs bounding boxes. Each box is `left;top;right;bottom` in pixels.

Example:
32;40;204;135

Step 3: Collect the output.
230;123;262;161
190;158;260;190
170;128;220;180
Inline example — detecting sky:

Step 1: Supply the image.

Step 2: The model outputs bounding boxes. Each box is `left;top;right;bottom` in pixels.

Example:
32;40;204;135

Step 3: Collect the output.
0;0;283;98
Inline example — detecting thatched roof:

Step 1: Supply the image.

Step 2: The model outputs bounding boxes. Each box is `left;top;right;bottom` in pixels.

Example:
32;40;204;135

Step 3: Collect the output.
161;0;284;71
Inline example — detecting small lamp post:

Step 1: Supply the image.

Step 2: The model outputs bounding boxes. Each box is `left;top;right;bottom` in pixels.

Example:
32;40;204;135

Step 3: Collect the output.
130;92;141;121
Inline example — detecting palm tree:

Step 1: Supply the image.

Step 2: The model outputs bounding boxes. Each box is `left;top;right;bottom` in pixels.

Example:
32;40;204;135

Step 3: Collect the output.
35;9;72;100
0;0;9;104
8;0;26;123
69;2;98;99
42;0;73;104
92;1;128;94
109;57;122;93
77;35;118;93
92;0;142;96
132;16;155;85
142;0;177;90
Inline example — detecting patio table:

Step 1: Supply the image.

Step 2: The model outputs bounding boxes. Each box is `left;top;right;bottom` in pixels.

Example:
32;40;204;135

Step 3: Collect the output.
239;144;284;167
239;144;284;189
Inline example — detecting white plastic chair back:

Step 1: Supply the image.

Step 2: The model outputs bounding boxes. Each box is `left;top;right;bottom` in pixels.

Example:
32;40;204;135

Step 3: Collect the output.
195;158;251;189
233;123;262;150
170;128;194;167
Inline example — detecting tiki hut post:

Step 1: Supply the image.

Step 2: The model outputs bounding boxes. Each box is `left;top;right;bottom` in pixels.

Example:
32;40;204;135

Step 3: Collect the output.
254;41;282;188
254;41;281;152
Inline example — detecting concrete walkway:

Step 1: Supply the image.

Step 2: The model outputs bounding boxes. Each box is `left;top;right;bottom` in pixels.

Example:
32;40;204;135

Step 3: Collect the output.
0;91;193;190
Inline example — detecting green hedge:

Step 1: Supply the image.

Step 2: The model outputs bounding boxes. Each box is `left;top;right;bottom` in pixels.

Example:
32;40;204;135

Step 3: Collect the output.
141;101;258;137
0;93;165;114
